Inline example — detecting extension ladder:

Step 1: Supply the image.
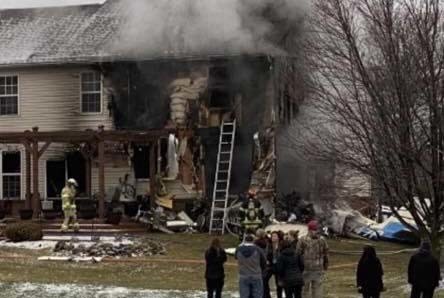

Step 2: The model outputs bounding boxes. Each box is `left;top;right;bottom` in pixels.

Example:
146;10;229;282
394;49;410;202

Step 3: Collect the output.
209;119;236;235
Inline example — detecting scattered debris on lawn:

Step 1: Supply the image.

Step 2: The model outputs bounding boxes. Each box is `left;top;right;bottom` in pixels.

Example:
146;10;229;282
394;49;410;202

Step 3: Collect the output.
135;206;197;234
52;238;167;258
269;193;419;244
264;223;308;237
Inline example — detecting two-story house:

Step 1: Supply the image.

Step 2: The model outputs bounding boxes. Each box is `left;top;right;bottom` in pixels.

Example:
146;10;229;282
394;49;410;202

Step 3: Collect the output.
0;0;328;220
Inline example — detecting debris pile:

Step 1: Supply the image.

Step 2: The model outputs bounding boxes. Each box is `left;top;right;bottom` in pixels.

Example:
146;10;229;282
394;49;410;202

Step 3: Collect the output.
169;77;207;126
250;129;276;193
53;239;167;258
135;203;197;234
274;192;315;223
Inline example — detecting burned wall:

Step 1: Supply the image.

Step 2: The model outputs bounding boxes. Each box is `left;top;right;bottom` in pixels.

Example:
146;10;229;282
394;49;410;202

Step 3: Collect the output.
106;56;274;198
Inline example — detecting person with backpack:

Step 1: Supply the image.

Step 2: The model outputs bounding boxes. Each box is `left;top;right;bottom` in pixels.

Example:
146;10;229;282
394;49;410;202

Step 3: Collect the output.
356;245;384;298
205;238;227;298
276;239;305;298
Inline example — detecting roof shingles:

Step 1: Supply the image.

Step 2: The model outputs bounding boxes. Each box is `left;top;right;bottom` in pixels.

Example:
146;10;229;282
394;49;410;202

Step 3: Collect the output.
0;3;120;66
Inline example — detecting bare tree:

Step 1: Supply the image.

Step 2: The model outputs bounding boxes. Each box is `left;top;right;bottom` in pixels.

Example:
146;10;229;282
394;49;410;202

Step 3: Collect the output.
297;0;444;255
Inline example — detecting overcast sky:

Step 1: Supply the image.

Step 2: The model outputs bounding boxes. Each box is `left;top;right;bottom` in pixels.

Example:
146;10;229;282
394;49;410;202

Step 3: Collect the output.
0;0;105;9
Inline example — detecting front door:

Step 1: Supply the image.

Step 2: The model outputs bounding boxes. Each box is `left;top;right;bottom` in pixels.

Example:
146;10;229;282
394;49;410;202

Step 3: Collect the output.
46;160;66;198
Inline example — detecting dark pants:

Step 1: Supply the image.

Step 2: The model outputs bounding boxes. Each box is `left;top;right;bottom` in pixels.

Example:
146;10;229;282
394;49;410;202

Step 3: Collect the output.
410;286;435;298
206;278;224;298
285;285;303;298
263;270;283;298
362;292;380;298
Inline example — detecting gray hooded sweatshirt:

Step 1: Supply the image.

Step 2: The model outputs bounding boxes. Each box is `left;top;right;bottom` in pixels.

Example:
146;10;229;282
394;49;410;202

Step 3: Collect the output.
235;242;266;279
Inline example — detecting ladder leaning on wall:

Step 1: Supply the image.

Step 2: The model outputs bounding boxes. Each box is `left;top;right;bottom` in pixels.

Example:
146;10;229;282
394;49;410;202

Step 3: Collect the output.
209;119;236;235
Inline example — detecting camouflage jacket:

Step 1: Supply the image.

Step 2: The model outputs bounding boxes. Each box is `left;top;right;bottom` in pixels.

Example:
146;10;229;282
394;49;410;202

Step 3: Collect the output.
296;233;329;272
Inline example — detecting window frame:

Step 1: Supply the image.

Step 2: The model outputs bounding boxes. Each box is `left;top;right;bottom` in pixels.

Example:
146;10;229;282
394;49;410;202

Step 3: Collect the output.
1;151;22;200
0;74;19;117
80;71;103;114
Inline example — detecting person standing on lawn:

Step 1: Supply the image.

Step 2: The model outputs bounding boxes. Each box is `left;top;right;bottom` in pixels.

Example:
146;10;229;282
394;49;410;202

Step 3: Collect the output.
297;220;329;298
236;234;267;298
254;229;270;251
356;245;384;298
287;230;300;250
205;238;227;298
262;231;284;298
276;239;305;298
408;241;441;298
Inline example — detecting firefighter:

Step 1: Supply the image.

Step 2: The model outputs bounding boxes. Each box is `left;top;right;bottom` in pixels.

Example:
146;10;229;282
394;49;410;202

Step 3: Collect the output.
239;190;264;235
61;178;80;232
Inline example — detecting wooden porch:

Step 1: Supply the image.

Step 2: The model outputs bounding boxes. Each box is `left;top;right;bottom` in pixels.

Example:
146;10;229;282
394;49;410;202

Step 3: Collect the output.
0;126;189;219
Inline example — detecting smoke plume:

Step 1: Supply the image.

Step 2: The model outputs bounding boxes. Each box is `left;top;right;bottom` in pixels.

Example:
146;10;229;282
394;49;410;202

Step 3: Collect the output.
111;0;309;57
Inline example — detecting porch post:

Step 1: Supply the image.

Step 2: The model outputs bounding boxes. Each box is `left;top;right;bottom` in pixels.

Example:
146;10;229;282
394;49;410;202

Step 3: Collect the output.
24;141;31;209
97;127;105;219
31;127;40;218
149;142;156;210
85;156;91;198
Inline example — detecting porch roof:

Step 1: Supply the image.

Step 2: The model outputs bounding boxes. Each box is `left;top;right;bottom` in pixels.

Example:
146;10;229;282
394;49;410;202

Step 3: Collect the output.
0;127;180;144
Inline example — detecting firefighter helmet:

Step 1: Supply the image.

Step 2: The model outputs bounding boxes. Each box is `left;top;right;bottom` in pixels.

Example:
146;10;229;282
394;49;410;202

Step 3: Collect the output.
67;178;78;187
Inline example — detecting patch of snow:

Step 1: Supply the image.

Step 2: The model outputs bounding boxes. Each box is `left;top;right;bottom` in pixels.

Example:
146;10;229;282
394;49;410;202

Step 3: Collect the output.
0;240;56;250
43;235;130;242
0;282;239;298
0;236;134;251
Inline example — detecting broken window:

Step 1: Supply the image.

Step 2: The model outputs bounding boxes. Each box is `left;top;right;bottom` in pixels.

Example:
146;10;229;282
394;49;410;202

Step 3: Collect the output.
2;151;21;199
208;65;231;108
279;84;298;124
0;75;18;116
81;72;102;113
133;145;150;179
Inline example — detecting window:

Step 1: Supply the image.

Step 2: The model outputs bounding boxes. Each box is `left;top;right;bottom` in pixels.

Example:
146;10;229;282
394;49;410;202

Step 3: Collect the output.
0;75;18;115
81;72;101;113
2;151;21;199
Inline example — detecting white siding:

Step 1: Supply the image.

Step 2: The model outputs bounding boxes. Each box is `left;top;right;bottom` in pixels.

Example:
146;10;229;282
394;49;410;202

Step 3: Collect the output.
335;167;371;198
0;65;115;199
91;166;132;199
0;66;113;132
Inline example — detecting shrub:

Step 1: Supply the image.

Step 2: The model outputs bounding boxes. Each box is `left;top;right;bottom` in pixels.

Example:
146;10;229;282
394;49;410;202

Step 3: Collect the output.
5;222;43;242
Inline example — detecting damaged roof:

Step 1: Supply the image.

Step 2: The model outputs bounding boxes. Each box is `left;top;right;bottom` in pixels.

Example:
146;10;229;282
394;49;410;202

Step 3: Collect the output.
0;1;123;66
0;0;264;67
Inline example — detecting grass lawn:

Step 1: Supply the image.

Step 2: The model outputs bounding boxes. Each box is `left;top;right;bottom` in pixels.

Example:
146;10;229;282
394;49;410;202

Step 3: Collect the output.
0;234;441;297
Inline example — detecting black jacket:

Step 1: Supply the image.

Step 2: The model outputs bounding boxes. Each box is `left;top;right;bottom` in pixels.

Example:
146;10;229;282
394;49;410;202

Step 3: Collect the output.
276;248;305;287
356;257;384;292
205;247;227;280
408;249;441;289
266;244;281;270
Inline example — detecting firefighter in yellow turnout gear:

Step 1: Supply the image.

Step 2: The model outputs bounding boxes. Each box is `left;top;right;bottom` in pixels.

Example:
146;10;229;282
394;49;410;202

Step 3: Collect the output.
239;190;264;234
61;178;80;232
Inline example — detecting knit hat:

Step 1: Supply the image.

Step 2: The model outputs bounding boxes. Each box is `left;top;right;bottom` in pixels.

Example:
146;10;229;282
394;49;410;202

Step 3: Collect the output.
307;220;319;231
